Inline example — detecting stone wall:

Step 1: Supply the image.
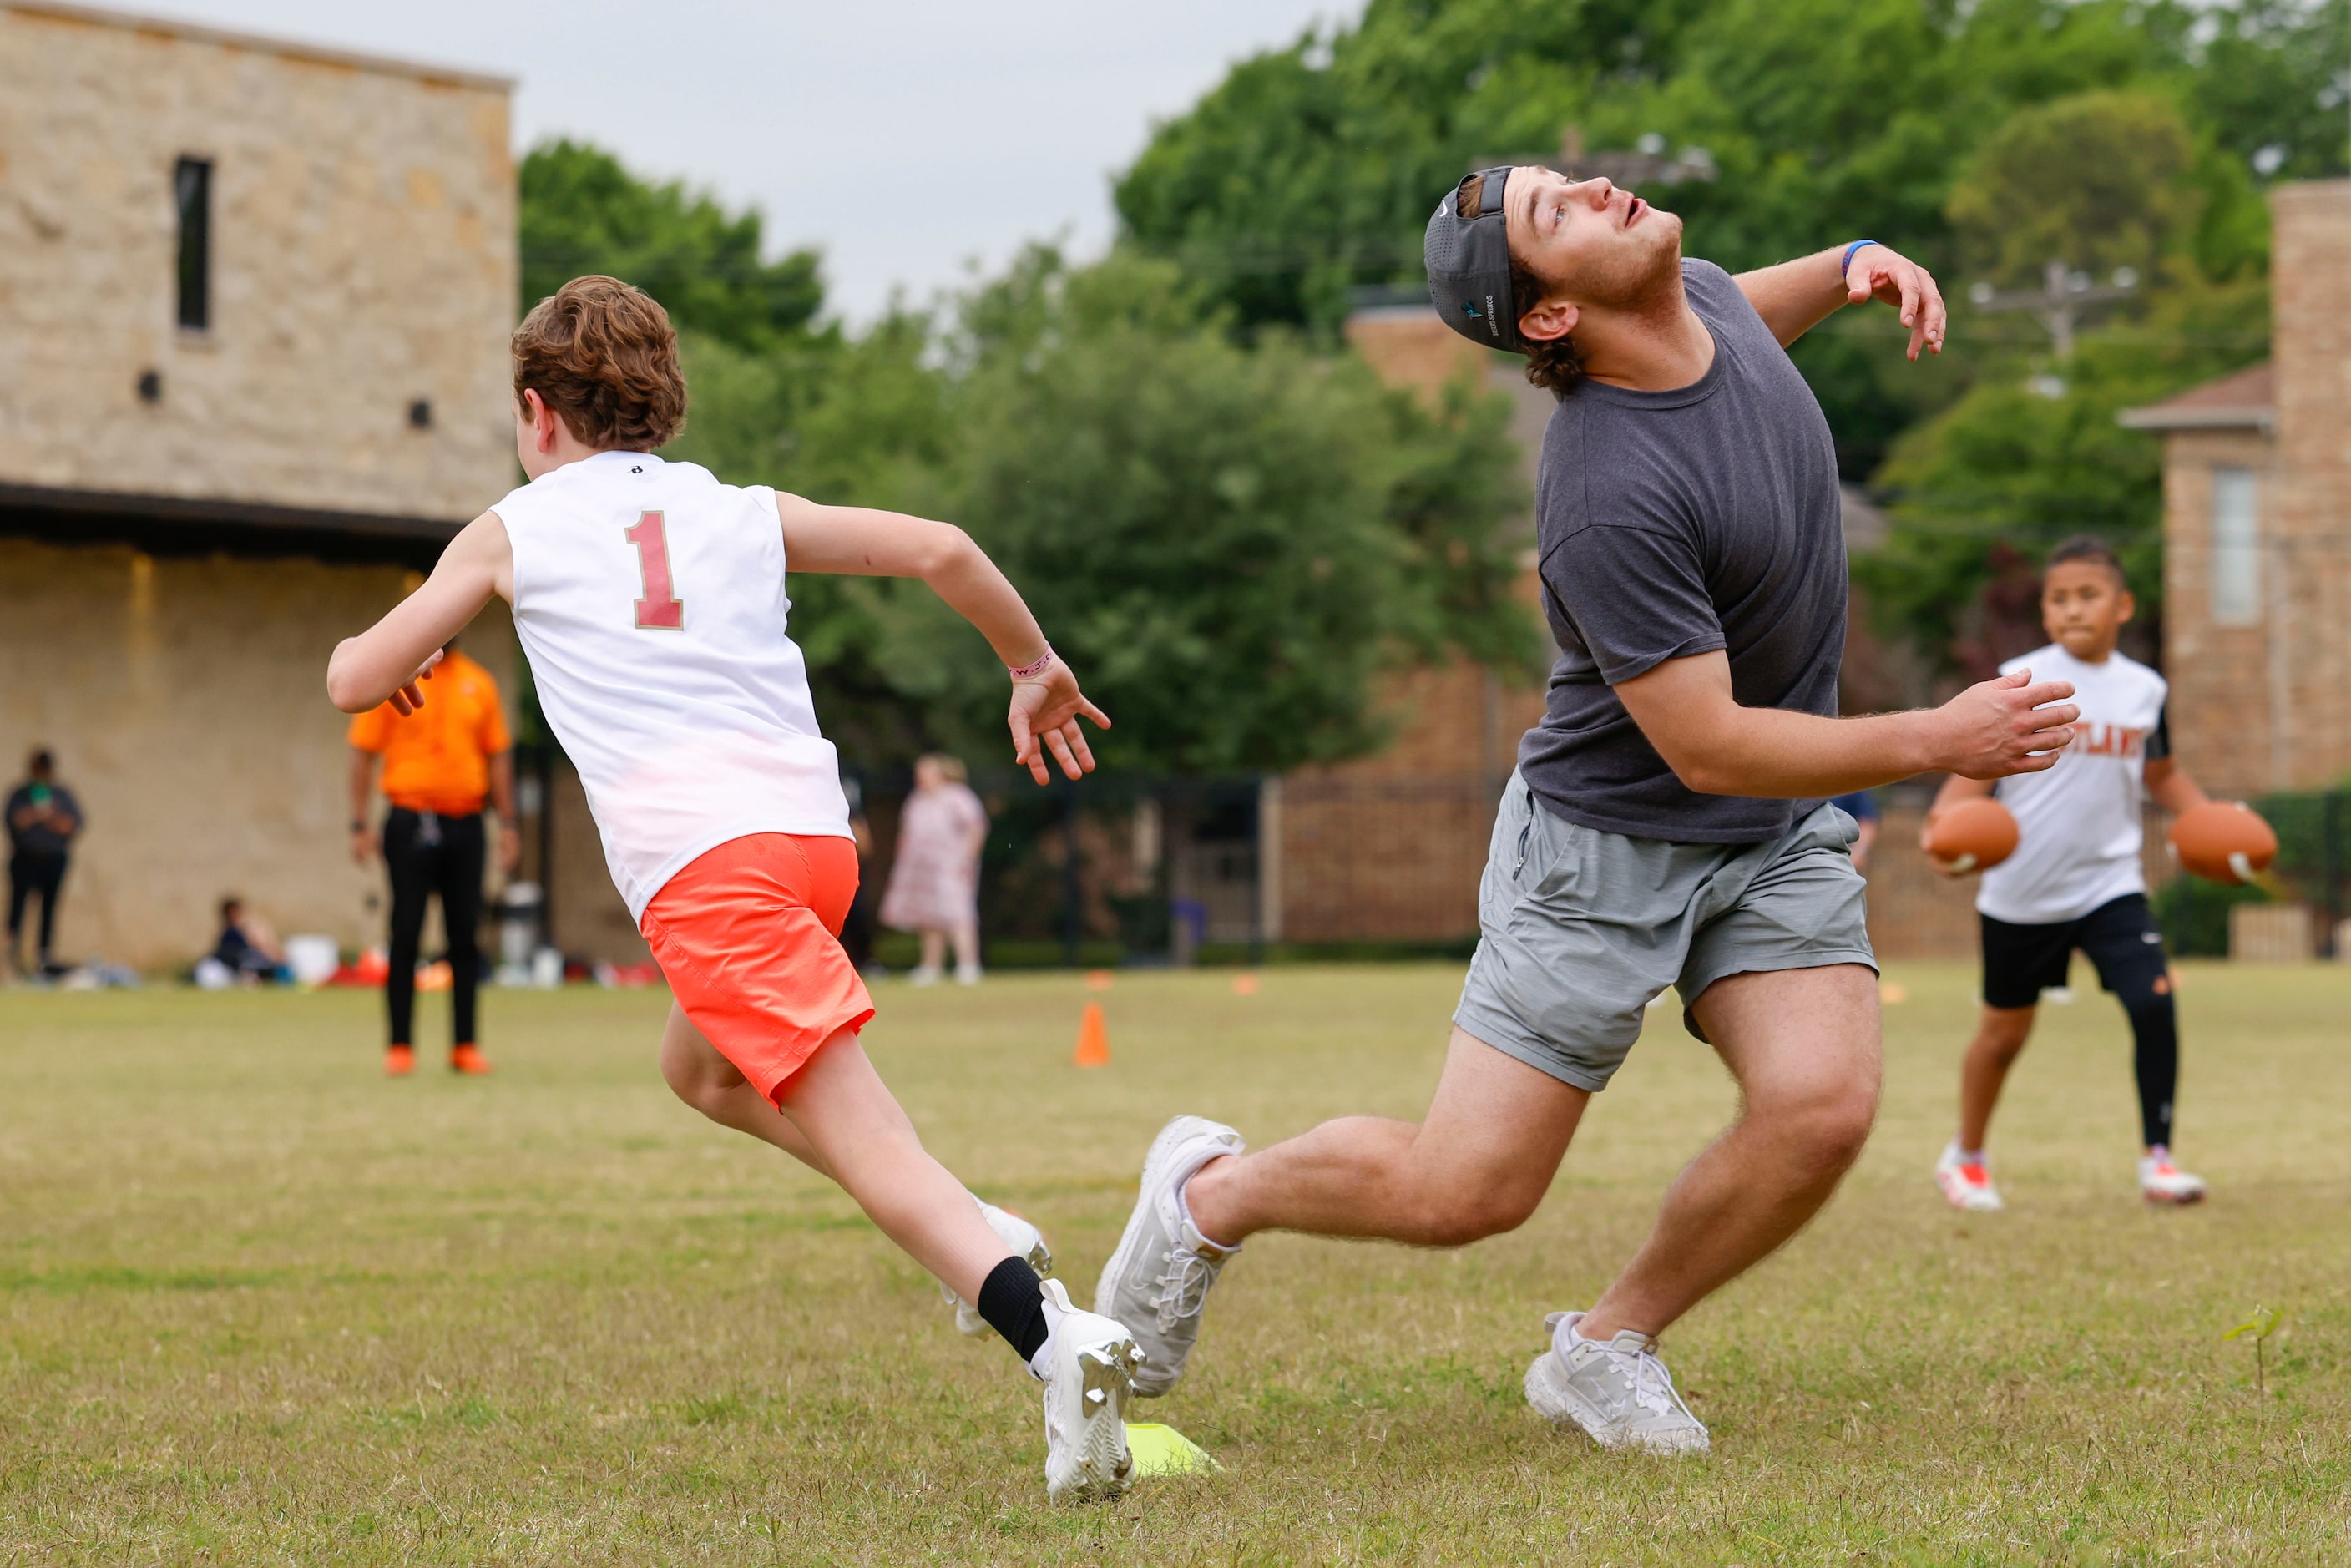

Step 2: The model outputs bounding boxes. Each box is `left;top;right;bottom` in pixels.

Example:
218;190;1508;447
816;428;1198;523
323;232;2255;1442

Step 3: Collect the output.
0;534;518;970
0;3;516;520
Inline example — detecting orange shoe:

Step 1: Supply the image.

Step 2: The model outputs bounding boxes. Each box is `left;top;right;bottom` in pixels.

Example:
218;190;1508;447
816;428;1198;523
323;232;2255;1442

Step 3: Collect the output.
449;1043;493;1075
384;1044;415;1076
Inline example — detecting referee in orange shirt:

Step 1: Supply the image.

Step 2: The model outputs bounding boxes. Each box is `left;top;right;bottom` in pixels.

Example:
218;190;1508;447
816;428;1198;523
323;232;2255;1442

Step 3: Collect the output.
348;638;519;1075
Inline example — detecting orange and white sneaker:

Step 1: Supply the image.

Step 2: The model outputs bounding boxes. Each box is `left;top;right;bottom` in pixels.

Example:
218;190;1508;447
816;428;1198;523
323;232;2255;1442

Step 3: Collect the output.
449;1043;493;1075
384;1044;415;1077
1934;1139;2003;1211
2139;1148;2207;1205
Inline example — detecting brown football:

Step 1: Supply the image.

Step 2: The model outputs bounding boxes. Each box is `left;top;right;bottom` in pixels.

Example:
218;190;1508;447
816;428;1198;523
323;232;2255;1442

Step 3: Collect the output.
1925;796;2020;873
2169;801;2277;884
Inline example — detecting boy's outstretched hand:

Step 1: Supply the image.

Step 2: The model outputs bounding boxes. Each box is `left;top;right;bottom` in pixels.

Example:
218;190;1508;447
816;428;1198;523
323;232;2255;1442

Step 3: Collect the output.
1009;661;1111;785
386;649;443;716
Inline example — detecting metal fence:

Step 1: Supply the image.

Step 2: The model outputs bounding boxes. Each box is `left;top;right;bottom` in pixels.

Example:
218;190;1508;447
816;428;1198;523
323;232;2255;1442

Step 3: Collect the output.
850;767;1513;969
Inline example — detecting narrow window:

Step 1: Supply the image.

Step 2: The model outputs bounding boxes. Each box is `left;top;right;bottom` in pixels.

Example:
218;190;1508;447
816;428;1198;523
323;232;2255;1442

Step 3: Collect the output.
2209;466;2259;626
174;156;211;331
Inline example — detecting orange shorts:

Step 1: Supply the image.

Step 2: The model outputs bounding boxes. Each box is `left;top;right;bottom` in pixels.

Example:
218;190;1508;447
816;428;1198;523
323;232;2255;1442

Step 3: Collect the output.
639;833;874;1105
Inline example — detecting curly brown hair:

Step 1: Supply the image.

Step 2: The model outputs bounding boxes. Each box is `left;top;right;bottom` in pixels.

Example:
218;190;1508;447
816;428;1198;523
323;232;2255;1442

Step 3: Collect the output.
512;276;687;449
1509;253;1585;397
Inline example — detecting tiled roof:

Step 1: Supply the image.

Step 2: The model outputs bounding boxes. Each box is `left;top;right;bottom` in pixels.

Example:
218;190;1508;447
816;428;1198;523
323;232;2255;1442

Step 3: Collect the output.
2117;362;2274;432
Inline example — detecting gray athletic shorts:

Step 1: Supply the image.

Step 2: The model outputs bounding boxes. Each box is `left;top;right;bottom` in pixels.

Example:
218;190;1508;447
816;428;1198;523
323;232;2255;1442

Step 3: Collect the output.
1454;773;1877;1092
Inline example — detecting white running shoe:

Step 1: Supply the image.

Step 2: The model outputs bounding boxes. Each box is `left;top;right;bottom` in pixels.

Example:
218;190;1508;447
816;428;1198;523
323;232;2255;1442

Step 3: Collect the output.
1934;1139;2005;1212
942;1199;1054;1338
1524;1310;1710;1456
1094;1115;1246;1398
1037;1277;1141;1503
2139;1149;2207;1205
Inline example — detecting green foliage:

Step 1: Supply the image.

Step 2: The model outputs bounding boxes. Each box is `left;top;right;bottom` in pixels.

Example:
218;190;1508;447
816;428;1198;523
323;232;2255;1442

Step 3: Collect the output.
1945;91;2201;286
1859;264;2269;676
2150;872;2270;957
1113;0;2345;482
753;250;1535;773
518;139;825;353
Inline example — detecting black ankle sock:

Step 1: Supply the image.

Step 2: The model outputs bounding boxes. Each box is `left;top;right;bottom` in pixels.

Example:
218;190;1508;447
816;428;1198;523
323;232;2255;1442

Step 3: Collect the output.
976;1256;1050;1363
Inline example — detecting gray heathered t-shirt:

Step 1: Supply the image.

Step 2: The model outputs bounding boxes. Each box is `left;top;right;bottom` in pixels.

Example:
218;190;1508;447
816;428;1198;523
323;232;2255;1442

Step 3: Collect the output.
1517;258;1846;845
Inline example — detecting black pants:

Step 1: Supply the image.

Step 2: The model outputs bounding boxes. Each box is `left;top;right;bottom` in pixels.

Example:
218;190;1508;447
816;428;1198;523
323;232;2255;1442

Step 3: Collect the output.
1981;893;2179;1149
8;852;66;969
383;809;484;1049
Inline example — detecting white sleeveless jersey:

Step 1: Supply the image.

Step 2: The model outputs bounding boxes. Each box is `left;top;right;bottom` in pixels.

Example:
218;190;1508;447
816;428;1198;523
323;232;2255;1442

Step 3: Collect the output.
1979;643;2168;926
493;452;850;921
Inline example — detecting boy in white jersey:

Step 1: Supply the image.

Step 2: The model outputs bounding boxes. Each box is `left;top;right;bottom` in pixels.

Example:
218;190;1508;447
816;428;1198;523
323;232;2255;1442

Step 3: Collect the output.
326;276;1140;1501
1921;537;2213;1210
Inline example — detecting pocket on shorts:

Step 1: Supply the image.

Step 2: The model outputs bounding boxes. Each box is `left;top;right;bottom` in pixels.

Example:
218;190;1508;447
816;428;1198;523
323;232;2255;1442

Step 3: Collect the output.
1514;796;1585;902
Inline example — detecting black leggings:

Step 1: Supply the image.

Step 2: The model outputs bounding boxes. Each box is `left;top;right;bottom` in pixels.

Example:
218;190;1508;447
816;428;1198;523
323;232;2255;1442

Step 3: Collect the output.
1982;893;2178;1148
8;852;66;967
383;810;484;1049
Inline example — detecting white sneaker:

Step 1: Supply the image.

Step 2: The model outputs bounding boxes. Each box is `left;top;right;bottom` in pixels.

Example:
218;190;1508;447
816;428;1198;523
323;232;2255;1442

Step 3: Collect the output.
1037;1278;1140;1503
954;963;983;986
909;965;942;988
942;1200;1054;1338
1934;1139;2004;1212
2140;1149;2207;1205
1524;1310;1710;1456
1093;1115;1245;1398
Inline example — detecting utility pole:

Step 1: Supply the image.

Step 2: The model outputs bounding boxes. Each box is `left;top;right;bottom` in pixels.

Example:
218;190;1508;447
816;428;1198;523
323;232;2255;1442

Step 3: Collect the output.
1967;259;2137;361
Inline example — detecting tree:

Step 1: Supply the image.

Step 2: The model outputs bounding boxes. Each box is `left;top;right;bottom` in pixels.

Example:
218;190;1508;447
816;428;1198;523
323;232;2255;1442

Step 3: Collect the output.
741;250;1536;773
518;139;825;352
1858;272;2270;678
1110;0;2340;481
1945;91;2205;288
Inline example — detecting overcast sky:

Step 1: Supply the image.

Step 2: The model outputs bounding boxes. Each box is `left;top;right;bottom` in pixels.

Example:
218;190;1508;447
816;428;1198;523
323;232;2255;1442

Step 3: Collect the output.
125;0;1344;322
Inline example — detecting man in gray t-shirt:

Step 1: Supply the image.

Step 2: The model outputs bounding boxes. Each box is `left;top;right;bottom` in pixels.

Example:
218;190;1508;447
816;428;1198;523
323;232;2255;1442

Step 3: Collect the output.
1099;164;2085;1457
1520;256;1846;842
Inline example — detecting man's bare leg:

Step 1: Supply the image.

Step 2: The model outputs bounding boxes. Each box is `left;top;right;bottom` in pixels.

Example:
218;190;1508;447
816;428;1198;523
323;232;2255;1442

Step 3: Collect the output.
1957;1004;2037;1151
1184;1028;1586;1248
1579;964;1880;1338
659;1003;834;1177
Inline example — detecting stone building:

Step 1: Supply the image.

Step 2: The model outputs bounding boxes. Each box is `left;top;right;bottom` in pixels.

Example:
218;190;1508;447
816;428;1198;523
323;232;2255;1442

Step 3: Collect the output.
0;3;518;970
2122;181;2351;799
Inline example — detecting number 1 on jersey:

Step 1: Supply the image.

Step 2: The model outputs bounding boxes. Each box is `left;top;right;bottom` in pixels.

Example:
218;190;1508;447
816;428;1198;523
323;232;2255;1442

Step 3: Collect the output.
624;510;685;630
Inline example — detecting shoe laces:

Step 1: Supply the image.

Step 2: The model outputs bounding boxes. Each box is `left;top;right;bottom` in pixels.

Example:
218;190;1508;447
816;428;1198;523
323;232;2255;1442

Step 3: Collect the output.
1595;1333;1695;1423
1153;1243;1219;1333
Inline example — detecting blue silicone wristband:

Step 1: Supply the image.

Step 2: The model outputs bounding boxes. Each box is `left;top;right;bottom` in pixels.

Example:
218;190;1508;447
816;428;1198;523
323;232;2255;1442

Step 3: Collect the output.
1841;240;1881;279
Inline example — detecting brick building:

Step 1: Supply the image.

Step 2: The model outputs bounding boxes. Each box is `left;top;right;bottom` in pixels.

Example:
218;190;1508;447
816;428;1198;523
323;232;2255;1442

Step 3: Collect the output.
0;3;518;969
2123;180;2351;798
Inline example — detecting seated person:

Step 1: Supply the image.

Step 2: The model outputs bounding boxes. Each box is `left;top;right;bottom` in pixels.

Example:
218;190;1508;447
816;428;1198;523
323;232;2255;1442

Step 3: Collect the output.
211;897;289;984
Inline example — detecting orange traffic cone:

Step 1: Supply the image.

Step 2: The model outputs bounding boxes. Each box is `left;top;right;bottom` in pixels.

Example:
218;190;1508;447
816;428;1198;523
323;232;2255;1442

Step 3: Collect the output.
1073;1001;1111;1068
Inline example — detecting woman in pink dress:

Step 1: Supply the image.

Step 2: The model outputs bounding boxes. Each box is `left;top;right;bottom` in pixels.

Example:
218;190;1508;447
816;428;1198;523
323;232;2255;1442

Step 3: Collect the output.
879;754;989;985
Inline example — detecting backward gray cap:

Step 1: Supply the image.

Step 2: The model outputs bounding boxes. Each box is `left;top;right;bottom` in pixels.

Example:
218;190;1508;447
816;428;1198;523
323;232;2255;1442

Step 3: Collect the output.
1425;166;1523;353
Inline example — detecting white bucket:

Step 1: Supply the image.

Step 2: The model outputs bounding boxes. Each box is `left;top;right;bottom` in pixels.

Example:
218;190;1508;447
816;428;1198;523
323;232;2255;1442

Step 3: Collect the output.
286;934;341;987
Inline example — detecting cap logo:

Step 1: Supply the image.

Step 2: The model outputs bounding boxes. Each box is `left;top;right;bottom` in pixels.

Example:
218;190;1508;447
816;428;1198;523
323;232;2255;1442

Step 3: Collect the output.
1484;295;1498;337
1461;301;1482;319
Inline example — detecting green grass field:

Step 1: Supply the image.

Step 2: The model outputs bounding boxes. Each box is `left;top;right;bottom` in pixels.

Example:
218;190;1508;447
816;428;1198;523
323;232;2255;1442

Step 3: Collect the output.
3;961;2348;1564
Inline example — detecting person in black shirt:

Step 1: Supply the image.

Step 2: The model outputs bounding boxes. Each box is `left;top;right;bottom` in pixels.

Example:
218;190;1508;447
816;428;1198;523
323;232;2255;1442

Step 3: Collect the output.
7;748;83;979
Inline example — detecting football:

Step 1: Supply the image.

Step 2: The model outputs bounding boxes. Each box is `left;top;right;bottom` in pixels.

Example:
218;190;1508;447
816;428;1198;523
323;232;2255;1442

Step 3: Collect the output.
2168;800;2277;884
1925;796;2020;873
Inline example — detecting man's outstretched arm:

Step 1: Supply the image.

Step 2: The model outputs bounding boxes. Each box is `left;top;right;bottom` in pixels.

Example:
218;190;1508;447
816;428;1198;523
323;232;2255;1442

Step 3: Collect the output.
1615;650;2077;798
1734;243;1946;359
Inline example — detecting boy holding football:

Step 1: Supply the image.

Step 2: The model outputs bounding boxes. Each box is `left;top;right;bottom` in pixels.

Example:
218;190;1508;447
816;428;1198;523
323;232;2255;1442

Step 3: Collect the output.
326;276;1139;1501
1923;536;2212;1210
